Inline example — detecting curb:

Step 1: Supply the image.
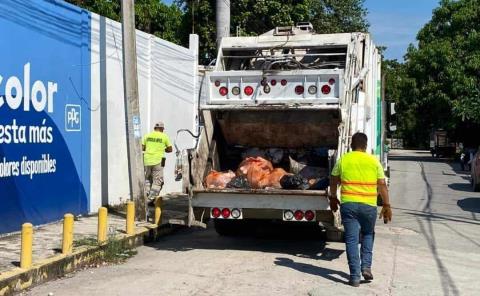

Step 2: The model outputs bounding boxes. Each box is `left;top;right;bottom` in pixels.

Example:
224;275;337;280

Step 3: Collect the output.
0;223;179;296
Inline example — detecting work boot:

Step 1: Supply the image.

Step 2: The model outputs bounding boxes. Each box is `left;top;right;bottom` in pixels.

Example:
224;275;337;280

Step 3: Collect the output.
348;278;360;287
362;268;374;281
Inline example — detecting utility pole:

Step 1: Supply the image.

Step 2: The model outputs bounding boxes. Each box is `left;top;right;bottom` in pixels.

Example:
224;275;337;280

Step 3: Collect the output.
216;0;230;47
121;0;146;220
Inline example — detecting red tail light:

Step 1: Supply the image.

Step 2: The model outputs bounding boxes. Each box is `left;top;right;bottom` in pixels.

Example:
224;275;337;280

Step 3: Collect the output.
222;208;231;218
328;78;335;85
219;87;228;96
305;210;315;221
271;79;277;86
244;86;254;96
295;85;304;95
294;210;304;221
281;79;287;86
321;85;331;95
212;208;221;218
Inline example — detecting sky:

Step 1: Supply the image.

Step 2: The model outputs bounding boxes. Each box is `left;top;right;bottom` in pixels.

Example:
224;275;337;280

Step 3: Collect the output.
163;0;440;61
364;0;440;61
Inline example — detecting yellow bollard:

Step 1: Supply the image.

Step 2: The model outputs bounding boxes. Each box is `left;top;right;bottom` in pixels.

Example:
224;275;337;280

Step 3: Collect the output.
98;207;108;243
126;201;135;235
20;223;33;269
62;214;74;255
154;197;162;226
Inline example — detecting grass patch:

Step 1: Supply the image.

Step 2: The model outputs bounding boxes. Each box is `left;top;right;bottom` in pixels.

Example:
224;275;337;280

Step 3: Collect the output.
73;233;137;264
103;235;138;263
74;236;98;247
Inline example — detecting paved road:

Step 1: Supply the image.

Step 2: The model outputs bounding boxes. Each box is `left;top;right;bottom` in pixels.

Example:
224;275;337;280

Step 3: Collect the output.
24;150;480;296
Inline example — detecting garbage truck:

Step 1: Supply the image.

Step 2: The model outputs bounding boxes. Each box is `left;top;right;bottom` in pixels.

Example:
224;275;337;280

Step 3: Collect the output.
175;23;387;240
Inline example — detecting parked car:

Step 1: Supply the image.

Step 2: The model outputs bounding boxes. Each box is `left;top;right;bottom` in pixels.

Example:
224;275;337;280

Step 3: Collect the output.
472;150;480;192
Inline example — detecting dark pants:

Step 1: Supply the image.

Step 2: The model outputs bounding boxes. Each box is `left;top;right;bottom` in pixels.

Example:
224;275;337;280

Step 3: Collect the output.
340;202;377;281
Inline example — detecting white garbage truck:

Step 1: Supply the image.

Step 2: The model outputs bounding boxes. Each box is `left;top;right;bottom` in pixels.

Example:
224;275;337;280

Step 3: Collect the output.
175;23;387;240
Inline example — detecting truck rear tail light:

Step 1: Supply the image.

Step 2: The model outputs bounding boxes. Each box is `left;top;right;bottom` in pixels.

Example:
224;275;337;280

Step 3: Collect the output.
212;208;221;218
295;85;304;95
221;208;231;218
321;85;331;95
231;208;241;219
219;87;228;96
284;210;294;221
270;79;277;86
214;80;221;87
328;78;336;85
308;85;317;94
305;210;315;221
281;79;287;86
244;86;254;96
294;210;304;221
263;85;271;94
232;86;240;95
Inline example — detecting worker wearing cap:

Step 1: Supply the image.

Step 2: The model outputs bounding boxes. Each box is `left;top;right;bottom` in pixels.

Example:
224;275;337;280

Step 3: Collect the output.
329;132;392;287
142;122;173;199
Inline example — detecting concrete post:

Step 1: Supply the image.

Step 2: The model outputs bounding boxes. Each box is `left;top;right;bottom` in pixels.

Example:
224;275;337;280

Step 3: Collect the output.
216;0;230;47
121;0;146;221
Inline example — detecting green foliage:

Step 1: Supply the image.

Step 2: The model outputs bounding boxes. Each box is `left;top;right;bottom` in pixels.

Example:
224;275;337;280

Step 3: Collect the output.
66;0;183;44
384;0;480;147
177;0;369;63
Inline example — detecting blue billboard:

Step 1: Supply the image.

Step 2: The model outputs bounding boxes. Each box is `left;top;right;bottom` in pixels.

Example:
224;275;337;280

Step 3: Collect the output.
0;0;91;233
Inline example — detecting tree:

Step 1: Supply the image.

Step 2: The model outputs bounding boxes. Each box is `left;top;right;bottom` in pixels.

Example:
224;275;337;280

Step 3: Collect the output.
177;0;369;64
66;0;183;44
383;0;480;147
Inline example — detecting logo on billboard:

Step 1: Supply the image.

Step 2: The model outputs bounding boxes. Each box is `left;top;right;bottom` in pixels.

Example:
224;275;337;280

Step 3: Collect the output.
65;104;81;132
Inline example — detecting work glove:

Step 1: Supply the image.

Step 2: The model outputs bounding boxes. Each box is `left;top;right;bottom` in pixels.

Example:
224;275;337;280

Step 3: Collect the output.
379;204;392;224
329;196;340;212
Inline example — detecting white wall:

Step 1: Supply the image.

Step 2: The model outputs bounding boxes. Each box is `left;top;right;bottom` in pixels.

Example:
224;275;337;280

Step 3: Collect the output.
90;13;198;212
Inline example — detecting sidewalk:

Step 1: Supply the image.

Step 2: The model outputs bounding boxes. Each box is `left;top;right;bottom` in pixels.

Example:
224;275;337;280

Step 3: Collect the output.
0;194;189;275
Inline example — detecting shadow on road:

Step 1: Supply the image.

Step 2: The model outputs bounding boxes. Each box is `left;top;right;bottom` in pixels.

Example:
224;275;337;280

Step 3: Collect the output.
448;183;474;192
274;257;349;285
457;198;480;213
147;222;344;262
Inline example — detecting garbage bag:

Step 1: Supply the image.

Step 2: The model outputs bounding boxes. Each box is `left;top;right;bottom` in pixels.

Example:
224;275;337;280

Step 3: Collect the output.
289;156;327;180
237;156;273;176
280;174;309;190
205;170;236;189
226;176;251;189
308;177;330;190
259;168;289;189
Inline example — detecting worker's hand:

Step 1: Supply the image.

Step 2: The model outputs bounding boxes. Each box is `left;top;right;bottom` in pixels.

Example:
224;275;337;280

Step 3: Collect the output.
379;204;392;224
329;196;340;212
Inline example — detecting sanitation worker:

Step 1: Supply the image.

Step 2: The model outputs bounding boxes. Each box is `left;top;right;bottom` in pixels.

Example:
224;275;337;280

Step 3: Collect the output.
142;122;173;199
329;132;392;287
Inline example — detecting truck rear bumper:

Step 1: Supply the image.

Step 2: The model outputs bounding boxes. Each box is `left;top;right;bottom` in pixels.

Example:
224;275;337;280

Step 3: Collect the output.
192;189;329;210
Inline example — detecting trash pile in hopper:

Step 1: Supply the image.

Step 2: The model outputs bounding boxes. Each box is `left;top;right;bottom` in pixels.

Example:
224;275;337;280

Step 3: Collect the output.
205;156;329;190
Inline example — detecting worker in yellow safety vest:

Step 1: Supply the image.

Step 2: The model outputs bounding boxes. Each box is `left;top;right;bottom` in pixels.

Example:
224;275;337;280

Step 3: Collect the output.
329;132;392;287
142;122;173;199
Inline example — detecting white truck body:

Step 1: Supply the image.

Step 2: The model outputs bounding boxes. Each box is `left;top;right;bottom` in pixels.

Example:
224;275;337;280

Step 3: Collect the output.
176;25;385;237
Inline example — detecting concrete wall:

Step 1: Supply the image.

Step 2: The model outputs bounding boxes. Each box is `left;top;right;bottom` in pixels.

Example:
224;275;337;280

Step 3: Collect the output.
90;14;198;211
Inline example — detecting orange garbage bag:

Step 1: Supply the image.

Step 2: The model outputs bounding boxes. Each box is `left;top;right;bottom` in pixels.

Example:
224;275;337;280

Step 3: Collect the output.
237;157;273;176
205;170;236;189
258;168;290;189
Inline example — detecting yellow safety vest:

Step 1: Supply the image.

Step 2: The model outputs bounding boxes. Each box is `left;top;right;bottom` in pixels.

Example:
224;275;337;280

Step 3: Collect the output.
331;151;385;206
142;131;171;166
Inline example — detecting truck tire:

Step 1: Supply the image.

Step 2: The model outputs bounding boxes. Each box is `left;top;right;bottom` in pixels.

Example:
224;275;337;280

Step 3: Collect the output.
214;219;243;236
326;230;344;242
